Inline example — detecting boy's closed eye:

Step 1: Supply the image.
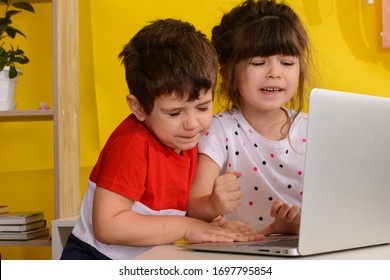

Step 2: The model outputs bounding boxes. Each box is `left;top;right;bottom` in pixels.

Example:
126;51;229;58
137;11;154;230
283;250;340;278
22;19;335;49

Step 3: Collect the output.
167;111;181;117
197;106;210;112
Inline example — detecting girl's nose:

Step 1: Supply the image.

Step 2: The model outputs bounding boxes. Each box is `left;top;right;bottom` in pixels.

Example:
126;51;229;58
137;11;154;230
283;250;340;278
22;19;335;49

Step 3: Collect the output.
266;63;281;79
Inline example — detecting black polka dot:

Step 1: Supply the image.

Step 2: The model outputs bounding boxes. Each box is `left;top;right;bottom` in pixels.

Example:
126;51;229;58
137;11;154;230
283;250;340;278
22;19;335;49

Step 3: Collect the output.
254;186;259;191
262;161;267;165
287;184;292;189
237;124;241;128
286;149;289;154
235;151;239;156
268;197;273;201
279;164;284;168
259;217;263;221
225;145;228;150
234;131;239;135
254;143;258;148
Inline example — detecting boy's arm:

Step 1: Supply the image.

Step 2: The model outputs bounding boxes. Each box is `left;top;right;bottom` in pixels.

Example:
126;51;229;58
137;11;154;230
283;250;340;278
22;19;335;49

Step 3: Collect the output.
92;186;247;246
187;154;242;221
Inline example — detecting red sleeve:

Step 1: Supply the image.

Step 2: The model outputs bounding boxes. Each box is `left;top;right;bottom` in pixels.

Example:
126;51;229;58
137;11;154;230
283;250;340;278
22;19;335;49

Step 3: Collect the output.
90;134;149;201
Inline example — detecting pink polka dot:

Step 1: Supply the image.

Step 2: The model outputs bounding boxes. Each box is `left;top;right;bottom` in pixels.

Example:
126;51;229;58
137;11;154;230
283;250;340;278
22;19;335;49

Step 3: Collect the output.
218;114;224;118
302;138;307;143
249;201;254;206
249;129;253;133
300;191;303;196
298;171;303;175
253;166;258;171
270;153;275;158
228;163;232;167
225;137;229;143
205;132;209;136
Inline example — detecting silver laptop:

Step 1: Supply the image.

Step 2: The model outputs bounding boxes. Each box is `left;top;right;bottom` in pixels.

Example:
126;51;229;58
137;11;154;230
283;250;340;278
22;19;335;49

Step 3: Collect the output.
180;88;390;256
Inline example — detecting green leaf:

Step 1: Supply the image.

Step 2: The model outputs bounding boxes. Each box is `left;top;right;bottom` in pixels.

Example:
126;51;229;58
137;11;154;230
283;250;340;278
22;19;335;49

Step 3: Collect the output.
0;18;12;30
6;10;22;17
5;27;17;39
8;65;17;79
12;2;35;13
9;56;28;64
12;28;26;38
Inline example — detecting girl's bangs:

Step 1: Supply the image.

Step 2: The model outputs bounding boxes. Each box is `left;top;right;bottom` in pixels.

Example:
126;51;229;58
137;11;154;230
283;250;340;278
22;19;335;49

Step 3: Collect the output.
234;18;304;60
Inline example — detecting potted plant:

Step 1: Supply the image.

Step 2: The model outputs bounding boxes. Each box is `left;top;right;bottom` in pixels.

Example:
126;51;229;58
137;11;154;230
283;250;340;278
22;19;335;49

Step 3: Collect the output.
0;0;34;110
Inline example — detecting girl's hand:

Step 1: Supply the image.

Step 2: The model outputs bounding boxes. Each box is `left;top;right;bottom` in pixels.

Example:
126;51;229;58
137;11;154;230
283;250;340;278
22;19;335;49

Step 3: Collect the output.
210;171;242;215
260;200;300;236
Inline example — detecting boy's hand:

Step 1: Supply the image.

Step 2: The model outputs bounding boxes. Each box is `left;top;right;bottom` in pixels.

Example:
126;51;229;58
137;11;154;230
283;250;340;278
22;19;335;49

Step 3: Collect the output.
210;215;264;241
260;200;301;236
184;217;263;244
219;219;264;242
210;171;242;215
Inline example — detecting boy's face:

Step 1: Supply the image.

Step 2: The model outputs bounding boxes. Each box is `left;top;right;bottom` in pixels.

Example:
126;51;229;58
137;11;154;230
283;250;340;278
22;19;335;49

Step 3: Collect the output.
144;89;213;153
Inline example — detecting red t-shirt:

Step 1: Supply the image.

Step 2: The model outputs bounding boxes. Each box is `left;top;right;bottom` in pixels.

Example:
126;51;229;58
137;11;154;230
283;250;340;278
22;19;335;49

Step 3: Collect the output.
89;114;198;212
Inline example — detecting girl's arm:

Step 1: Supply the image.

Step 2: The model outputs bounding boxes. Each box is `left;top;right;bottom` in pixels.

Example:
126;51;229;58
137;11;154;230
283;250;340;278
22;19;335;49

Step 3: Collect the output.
92;186;245;246
187;154;242;221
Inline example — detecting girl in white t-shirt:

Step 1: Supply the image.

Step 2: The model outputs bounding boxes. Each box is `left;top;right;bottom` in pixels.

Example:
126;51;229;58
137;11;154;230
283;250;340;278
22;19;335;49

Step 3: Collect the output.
188;0;317;235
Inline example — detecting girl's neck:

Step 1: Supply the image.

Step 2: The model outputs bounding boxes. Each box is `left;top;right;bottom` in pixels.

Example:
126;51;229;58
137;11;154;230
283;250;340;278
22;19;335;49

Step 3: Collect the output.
241;107;290;141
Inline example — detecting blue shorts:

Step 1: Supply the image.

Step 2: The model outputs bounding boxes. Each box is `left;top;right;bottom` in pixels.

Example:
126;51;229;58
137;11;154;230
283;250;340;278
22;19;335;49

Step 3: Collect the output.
60;233;110;260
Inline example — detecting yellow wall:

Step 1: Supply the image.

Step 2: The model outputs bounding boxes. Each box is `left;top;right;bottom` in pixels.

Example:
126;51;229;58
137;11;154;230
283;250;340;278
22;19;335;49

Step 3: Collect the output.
1;0;389;259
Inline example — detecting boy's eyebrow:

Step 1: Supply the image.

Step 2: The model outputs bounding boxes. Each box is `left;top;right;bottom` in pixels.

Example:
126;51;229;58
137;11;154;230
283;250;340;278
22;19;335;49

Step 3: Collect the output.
196;99;213;106
161;99;213;112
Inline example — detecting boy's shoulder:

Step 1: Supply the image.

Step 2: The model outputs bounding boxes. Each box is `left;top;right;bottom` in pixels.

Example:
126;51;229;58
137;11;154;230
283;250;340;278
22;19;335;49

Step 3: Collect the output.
106;114;158;148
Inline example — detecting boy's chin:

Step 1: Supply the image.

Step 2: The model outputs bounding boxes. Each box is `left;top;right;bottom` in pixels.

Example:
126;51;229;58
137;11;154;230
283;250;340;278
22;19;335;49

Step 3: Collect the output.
171;143;198;153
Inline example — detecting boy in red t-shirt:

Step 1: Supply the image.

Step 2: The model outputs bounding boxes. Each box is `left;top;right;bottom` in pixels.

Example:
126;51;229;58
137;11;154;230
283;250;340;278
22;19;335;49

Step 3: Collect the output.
61;19;262;260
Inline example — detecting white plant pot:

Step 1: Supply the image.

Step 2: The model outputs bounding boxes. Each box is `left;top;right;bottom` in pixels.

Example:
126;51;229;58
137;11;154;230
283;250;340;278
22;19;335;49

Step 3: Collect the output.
0;66;22;110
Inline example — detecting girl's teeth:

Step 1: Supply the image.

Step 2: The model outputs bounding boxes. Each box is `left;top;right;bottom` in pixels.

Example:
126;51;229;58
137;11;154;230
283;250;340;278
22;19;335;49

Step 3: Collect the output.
262;88;281;92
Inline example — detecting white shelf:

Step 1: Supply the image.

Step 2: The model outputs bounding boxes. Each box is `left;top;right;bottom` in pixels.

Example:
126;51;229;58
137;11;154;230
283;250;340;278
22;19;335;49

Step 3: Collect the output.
51;216;78;259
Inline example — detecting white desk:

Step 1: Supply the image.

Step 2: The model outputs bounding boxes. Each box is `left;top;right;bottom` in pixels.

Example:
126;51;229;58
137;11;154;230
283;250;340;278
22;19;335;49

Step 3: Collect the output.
50;216;390;260
134;243;390;260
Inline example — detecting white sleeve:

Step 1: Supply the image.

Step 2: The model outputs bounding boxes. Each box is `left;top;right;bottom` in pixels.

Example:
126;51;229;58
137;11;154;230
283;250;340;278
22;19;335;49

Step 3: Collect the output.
198;116;228;170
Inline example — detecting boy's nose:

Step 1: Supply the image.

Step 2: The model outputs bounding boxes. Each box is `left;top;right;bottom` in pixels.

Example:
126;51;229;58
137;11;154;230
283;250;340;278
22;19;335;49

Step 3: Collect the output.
184;115;199;130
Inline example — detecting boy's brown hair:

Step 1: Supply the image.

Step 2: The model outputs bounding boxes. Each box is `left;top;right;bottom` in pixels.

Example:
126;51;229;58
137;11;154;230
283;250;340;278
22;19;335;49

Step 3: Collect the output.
119;19;218;115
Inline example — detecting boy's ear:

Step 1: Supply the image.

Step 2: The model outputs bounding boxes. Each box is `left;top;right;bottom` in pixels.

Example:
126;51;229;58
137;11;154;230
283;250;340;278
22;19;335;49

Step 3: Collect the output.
126;94;146;121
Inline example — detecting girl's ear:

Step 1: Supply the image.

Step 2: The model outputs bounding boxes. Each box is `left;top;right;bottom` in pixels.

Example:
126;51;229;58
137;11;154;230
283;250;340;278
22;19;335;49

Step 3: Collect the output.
126;94;146;121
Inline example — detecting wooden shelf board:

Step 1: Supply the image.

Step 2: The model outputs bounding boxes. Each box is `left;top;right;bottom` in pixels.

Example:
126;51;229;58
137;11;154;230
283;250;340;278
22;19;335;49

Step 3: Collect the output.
0;236;51;247
0;0;50;4
0;110;54;122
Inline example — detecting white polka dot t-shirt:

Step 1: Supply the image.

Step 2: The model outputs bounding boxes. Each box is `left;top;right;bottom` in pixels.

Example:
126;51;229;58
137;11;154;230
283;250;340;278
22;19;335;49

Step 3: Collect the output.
198;108;308;232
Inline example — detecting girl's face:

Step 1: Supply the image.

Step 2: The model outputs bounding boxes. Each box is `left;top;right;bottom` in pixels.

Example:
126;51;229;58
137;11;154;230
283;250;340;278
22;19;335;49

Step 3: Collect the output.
235;55;300;115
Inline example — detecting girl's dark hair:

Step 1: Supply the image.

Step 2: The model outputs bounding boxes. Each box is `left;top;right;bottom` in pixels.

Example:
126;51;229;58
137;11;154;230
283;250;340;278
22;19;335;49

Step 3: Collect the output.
119;19;218;114
212;0;313;115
